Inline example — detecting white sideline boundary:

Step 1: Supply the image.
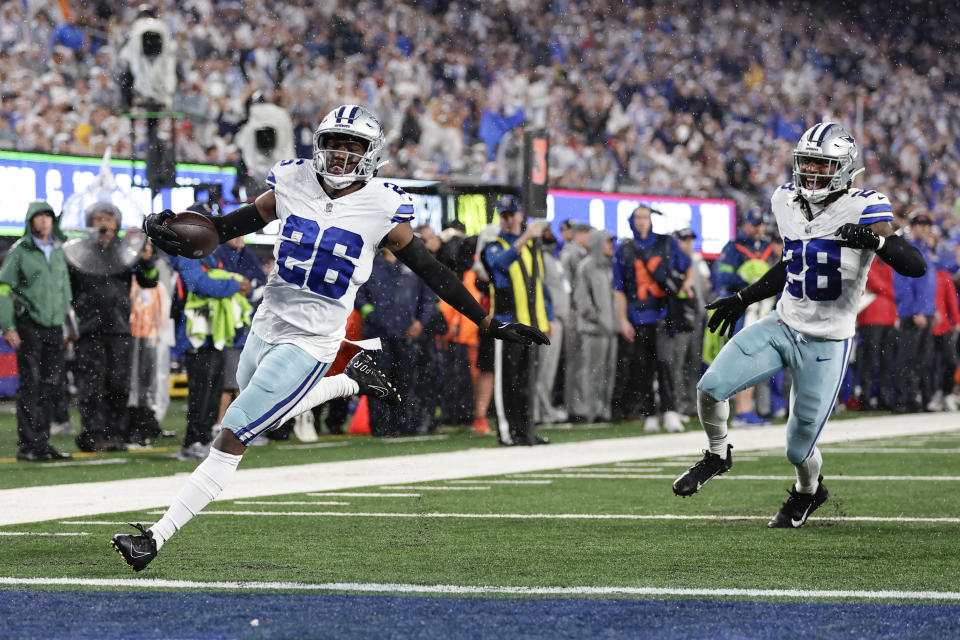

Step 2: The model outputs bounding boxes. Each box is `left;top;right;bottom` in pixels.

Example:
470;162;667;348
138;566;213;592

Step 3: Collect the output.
0;413;958;526
1;576;958;601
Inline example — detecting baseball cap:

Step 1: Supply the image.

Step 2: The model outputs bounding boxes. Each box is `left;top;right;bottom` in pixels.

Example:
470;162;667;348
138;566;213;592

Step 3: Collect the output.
909;211;933;225
569;222;592;233
496;194;522;215
743;207;766;225
675;228;697;240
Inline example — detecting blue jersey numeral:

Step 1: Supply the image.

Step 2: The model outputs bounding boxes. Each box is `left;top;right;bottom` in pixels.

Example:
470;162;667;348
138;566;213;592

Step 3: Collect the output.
784;238;842;302
276;215;364;299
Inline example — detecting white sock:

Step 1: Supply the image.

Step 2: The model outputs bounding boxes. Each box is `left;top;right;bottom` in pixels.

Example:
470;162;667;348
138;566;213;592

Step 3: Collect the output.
698;389;730;458
286;374;359;417
149;447;243;550
794;447;822;494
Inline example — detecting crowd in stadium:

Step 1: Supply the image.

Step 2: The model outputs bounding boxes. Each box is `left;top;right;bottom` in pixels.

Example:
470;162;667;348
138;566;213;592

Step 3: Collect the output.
2;1;959;217
2;1;960;459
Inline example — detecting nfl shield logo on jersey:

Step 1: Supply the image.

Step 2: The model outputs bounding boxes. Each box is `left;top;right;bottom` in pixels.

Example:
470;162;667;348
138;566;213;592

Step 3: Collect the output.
804;224;813;233
325;202;334;213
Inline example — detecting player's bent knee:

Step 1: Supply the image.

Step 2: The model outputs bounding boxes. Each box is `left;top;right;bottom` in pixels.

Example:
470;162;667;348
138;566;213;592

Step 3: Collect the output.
697;369;729;402
213;429;246;455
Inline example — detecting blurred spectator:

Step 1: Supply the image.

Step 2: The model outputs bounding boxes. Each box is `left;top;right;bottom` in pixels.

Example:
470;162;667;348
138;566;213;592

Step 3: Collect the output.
927;264;960;411
534;224;569;425
126;239;171;445
855;258;898;411
711;207;776;426
611;205;692;432
892;212;938;413
355;248;436;436
483;195;553;445
66;202;158;452
0;201;73;461
662;228;709;419
166;203;251;460
470;223;502;436
568;229;617;423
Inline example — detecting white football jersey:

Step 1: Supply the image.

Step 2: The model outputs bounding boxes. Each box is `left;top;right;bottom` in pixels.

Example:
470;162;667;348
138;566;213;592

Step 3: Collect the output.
251;159;414;361
771;184;893;339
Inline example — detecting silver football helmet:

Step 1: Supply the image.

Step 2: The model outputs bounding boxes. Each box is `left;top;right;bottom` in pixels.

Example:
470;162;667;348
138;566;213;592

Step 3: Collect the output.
792;122;859;204
312;105;385;189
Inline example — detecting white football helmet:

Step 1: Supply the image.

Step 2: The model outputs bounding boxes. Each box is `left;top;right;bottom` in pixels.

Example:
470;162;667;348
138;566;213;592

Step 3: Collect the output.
792;122;859;204
312;105;385;189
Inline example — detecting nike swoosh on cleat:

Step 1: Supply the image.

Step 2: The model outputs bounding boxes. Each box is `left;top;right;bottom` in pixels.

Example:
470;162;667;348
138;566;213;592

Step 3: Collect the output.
791;505;813;527
816;356;831;362
368;385;389;397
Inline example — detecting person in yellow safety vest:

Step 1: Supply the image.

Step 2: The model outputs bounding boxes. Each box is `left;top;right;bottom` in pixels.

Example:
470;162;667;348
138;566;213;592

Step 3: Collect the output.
710;206;778;426
481;195;554;446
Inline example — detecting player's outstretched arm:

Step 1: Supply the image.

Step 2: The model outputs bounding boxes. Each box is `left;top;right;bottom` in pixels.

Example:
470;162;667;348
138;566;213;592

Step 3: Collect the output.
834;222;926;277
142;192;278;256
384;223;550;346
706;262;787;338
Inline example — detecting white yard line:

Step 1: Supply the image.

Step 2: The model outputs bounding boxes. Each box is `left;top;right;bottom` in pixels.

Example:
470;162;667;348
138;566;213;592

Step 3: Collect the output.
1;576;958;601
821;447;960;454
306;492;420;498
136;510;960;524
275;442;350;450
1;413;957;526
232;501;350;506
0;531;89;536
379;485;491;491
516;473;960;481
446;480;552;485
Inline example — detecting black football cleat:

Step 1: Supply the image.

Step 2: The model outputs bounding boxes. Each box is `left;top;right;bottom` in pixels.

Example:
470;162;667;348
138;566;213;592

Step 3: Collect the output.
111;523;158;572
345;352;401;405
672;444;733;497
768;475;829;528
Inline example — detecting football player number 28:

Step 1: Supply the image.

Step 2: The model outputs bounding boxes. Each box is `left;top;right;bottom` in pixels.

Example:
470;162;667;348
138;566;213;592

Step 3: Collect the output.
784;238;841;301
277;215;363;299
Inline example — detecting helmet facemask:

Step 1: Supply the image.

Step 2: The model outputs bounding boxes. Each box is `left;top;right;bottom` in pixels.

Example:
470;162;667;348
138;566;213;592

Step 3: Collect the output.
312;105;385;190
314;133;370;189
792;123;859;204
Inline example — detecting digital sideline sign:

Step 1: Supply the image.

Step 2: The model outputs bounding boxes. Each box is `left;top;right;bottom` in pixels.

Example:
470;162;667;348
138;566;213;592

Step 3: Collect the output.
544;189;736;258
0;152;735;256
0;150;237;233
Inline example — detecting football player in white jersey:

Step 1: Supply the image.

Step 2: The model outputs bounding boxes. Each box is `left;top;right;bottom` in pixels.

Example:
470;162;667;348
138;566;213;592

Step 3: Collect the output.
112;105;548;571
672;122;926;528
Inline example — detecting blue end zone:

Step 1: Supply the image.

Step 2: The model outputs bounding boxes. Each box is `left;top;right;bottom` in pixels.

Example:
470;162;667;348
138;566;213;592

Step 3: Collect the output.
3;590;958;639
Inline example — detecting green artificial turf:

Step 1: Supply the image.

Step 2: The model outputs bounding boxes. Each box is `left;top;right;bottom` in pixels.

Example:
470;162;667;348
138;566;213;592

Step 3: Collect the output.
1;431;958;600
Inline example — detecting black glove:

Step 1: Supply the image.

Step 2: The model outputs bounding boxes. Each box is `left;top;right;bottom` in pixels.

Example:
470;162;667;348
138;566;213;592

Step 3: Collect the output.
485;320;551;346
834;223;883;251
705;293;748;339
142;209;183;256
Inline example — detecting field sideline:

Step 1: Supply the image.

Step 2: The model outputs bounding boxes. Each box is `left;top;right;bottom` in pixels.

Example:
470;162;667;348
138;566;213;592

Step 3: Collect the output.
1;412;957;526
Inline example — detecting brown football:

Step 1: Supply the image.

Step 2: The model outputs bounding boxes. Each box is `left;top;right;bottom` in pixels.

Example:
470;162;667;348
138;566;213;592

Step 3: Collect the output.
162;211;220;258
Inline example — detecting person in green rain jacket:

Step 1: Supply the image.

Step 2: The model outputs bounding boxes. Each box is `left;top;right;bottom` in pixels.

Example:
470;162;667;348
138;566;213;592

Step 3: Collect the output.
0;201;73;461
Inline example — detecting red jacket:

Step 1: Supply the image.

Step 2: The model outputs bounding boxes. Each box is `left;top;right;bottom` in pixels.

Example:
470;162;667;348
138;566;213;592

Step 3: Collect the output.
857;258;897;327
932;269;960;337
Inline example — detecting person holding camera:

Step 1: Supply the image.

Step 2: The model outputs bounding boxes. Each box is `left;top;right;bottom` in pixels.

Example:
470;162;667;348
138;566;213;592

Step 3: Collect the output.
611;205;693;432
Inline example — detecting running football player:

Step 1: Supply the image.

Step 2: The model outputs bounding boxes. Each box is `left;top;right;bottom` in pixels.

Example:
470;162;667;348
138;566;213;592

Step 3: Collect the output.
112;105;548;571
672;123;926;527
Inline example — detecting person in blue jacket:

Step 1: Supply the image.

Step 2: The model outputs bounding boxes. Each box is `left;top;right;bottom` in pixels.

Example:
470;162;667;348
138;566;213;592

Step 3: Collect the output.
611;205;693;432
167;203;251;460
355;247;436;436
892;211;937;413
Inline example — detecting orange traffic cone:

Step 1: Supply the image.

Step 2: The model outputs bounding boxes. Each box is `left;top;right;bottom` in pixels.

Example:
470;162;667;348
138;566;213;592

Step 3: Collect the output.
348;396;371;435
